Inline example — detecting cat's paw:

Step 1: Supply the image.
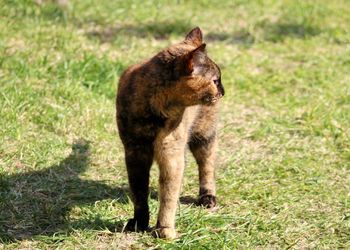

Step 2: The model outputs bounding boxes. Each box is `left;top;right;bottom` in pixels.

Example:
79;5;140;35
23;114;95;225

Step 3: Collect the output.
198;194;217;208
153;227;177;239
125;218;148;232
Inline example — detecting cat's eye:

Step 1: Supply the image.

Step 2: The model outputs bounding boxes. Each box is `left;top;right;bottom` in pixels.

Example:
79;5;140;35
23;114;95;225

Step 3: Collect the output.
213;79;220;85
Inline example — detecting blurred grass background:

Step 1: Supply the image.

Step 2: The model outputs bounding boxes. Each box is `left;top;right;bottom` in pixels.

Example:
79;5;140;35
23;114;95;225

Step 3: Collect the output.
0;0;349;249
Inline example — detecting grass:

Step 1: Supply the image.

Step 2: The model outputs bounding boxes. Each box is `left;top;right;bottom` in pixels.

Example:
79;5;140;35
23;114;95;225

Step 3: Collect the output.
0;0;349;248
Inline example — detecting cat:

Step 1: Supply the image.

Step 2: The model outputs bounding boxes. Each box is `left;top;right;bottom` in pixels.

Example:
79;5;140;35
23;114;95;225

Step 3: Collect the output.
116;27;224;239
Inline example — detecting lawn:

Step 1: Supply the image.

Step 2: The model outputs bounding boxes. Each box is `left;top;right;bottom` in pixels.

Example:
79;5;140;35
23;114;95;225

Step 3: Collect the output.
0;0;349;249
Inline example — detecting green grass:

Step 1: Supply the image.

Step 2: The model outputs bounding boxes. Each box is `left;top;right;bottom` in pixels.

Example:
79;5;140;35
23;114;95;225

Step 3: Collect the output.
1;0;349;248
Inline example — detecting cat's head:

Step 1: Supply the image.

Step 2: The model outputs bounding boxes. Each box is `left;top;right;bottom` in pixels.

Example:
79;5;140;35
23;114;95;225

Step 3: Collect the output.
170;27;225;106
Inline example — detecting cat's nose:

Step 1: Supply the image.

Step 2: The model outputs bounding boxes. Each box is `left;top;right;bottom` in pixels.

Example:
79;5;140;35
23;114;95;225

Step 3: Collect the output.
217;83;225;97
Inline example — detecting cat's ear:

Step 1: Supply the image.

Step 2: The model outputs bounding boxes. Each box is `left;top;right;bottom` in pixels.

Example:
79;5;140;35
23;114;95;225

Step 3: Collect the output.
185;27;203;46
182;43;207;75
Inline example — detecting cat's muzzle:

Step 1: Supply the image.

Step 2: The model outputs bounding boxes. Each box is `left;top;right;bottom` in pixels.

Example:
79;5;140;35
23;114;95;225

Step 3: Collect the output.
202;93;223;105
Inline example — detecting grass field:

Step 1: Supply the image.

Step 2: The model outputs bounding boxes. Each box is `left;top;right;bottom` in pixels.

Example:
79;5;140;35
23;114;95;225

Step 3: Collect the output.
1;0;349;248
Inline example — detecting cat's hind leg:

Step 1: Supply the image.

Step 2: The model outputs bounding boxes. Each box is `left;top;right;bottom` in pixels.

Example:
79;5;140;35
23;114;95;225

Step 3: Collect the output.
189;132;217;208
124;143;153;231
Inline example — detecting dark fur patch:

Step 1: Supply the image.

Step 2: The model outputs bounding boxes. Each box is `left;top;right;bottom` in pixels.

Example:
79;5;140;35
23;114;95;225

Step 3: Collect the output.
198;194;217;208
188;131;216;149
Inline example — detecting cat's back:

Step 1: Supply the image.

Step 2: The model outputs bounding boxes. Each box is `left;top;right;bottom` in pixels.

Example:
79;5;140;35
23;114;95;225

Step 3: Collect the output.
117;61;145;97
116;58;155;114
116;57;167;144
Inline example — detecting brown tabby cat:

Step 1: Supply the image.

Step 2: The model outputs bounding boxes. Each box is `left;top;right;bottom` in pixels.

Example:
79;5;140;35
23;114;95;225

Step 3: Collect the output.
116;27;224;239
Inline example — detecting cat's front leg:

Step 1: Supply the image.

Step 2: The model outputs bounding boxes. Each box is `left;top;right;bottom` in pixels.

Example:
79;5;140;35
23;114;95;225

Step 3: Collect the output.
189;132;218;208
154;133;186;239
124;143;154;231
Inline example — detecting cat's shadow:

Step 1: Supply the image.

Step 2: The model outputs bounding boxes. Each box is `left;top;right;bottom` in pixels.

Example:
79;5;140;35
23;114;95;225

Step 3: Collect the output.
0;139;198;243
0;139;130;242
